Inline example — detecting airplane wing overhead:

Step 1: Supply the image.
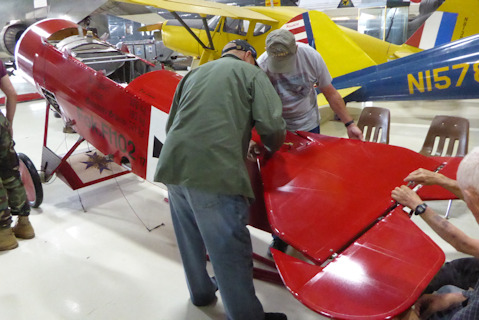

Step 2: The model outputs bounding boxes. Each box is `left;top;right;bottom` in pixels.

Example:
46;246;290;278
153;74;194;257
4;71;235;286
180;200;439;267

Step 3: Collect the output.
259;132;450;318
115;0;277;23
118;13;166;25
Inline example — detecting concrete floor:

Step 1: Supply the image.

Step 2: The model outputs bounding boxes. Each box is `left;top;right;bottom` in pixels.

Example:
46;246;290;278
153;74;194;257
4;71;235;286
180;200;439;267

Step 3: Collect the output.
1;74;479;320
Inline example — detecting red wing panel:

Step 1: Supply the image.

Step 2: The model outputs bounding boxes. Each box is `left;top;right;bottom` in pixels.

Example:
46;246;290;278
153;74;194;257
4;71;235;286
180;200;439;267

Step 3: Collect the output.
261;132;443;263
126;70;182;113
272;207;445;320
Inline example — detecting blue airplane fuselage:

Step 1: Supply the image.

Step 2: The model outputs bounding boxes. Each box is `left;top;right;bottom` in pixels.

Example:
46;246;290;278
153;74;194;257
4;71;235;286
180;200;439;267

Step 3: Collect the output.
334;34;479;102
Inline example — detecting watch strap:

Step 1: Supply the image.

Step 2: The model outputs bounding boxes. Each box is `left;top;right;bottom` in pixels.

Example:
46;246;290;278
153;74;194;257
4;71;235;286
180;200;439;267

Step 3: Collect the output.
414;203;428;215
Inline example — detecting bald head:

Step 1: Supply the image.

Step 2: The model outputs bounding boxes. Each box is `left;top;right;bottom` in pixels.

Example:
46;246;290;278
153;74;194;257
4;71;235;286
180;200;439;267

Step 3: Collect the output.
457;146;479;215
457;147;479;192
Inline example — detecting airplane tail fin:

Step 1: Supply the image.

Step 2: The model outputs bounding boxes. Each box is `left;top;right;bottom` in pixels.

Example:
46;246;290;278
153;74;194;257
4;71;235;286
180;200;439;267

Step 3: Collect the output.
406;0;479;50
282;11;376;78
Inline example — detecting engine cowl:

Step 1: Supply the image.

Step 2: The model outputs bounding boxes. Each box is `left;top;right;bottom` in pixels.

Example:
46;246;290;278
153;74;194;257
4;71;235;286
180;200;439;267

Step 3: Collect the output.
1;22;28;56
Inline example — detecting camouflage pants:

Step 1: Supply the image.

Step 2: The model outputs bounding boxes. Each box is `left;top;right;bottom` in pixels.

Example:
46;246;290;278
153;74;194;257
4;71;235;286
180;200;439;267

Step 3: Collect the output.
0;112;30;229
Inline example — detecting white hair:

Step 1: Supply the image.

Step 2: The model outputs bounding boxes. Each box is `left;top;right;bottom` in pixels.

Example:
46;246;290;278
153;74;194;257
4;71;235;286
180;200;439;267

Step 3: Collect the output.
457;146;479;192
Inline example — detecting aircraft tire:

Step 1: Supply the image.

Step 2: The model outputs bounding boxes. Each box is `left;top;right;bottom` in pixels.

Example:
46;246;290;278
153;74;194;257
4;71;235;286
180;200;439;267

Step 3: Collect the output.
18;153;43;208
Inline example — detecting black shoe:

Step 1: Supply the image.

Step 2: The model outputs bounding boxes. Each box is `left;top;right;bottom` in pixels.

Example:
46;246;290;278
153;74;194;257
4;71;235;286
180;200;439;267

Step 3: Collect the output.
191;295;217;307
264;312;287;320
191;277;218;306
267;237;289;257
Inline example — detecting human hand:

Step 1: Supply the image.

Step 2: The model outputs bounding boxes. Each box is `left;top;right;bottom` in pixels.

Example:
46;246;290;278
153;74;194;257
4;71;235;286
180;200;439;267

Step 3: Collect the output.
404;168;441;186
347;123;364;141
391;185;423;210
247;140;261;162
414;293;466;319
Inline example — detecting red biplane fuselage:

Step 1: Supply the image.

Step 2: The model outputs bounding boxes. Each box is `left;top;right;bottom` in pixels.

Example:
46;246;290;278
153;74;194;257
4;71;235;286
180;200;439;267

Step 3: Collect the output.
16;18;182;187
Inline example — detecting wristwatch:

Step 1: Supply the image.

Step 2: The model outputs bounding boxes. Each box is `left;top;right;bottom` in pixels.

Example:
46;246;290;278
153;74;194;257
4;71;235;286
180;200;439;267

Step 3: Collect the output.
414;203;428;215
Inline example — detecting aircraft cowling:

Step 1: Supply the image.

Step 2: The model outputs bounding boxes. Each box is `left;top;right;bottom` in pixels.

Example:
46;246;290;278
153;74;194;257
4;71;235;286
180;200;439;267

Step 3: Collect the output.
1;22;28;56
55;33;125;76
15;19;81;86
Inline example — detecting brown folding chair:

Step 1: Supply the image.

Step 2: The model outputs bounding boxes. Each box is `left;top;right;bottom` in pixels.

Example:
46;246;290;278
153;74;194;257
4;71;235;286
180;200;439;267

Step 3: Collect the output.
357;107;391;144
419;115;469;157
419;115;469;218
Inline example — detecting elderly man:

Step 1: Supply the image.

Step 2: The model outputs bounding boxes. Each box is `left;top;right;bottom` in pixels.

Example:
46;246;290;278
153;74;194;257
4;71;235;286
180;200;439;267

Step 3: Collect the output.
392;147;479;319
0;61;35;251
155;40;287;320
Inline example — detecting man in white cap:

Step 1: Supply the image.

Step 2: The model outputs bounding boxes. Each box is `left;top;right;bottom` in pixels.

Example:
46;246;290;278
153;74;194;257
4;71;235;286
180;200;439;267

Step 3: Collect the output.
257;28;363;254
258;28;362;137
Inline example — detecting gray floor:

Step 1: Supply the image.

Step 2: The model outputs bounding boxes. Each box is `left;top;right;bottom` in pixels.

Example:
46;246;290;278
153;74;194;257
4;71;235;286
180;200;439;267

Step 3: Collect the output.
1;74;479;320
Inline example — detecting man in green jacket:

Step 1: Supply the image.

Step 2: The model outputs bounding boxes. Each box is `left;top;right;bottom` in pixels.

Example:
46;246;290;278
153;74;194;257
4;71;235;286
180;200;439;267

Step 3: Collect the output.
155;40;287;320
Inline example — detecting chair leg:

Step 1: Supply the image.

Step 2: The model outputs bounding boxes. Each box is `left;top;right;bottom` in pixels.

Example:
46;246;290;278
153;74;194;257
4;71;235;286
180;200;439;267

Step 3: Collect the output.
444;200;453;219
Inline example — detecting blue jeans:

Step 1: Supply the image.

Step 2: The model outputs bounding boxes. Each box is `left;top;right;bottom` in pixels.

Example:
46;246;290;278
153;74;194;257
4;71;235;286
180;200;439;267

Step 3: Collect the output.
309;125;320;134
167;184;264;320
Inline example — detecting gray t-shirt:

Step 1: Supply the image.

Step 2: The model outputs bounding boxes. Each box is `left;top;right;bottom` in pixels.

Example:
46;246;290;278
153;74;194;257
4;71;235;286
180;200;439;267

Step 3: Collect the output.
258;42;332;131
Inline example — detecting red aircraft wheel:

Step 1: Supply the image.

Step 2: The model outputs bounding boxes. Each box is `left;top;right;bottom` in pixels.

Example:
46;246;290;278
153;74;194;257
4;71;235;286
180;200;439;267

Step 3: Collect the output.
18;153;43;208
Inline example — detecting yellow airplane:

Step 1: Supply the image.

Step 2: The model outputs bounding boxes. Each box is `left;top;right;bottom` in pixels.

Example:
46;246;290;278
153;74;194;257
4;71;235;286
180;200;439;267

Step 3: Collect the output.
115;0;391;70
117;0;307;65
112;0;439;73
114;0;384;73
116;0;479;78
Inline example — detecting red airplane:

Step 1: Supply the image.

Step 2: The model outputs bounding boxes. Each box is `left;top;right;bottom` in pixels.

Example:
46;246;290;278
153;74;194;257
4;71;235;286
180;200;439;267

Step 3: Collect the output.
16;18;461;319
15;19;181;190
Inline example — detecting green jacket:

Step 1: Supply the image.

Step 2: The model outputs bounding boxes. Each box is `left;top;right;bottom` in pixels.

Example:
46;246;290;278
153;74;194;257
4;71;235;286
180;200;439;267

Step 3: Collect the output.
154;55;285;198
